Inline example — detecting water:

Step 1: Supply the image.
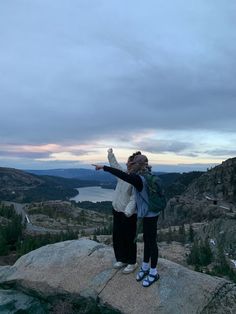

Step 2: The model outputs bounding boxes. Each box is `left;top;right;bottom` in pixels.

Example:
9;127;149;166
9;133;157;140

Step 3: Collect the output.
70;186;114;203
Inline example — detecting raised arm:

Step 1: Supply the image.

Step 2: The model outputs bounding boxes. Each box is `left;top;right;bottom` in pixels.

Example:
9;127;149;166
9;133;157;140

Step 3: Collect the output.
107;148;123;170
107;148;124;170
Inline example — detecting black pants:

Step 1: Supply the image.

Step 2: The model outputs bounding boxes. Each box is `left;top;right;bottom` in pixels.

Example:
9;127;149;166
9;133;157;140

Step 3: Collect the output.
112;209;137;264
143;216;159;268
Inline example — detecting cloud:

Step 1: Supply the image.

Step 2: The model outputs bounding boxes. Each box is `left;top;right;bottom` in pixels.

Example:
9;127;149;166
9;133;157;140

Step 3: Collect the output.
134;139;192;154
203;149;236;157
0;151;50;159
0;1;235;169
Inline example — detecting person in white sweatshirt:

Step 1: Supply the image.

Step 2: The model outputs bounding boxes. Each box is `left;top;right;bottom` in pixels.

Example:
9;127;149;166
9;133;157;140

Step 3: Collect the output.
107;148;139;274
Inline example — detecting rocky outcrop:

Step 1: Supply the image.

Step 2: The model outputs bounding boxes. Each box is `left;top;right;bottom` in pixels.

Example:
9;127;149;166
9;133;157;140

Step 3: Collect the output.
185;157;236;203
0;239;236;313
195;218;236;258
164;158;236;226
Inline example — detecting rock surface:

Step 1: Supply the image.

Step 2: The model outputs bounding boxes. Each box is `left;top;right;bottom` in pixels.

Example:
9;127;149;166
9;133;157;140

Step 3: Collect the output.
0;239;236;314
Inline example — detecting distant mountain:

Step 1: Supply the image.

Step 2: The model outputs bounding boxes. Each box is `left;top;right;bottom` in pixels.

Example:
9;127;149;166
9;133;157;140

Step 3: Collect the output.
159;171;204;200
0;167;102;203
26;168;117;184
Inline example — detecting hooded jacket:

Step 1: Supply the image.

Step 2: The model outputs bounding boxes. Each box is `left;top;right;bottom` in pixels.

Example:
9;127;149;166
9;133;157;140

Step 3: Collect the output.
108;150;136;217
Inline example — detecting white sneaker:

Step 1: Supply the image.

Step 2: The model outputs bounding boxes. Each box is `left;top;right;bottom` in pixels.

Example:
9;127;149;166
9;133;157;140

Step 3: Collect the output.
113;261;127;269
122;263;138;274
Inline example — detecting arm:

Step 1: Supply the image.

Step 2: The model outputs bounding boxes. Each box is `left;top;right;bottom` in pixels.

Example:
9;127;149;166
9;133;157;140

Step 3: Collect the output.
124;187;136;217
92;164;143;190
103;165;143;191
107;148;123;170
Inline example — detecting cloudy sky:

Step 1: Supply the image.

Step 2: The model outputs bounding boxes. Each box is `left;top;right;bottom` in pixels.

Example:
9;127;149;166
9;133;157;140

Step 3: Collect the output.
0;0;236;172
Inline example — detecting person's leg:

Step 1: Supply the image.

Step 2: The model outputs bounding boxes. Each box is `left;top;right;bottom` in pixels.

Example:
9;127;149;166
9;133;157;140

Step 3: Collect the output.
148;216;158;269
112;209;127;264
125;213;137;265
136;217;151;281
142;216;159;287
143;216;152;263
122;213;138;274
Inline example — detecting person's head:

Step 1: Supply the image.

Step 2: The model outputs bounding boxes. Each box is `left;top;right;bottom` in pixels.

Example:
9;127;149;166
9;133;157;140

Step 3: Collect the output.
126;151;141;173
127;152;151;174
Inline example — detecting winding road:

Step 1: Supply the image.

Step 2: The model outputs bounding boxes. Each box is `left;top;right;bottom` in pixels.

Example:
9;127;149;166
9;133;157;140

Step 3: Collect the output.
3;201;60;234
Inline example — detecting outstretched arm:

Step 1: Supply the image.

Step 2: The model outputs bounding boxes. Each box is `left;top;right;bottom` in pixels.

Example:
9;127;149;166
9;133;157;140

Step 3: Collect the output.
92;164;143;191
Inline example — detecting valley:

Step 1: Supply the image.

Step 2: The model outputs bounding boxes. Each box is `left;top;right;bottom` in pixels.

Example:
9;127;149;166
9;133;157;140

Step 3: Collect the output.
0;158;236;284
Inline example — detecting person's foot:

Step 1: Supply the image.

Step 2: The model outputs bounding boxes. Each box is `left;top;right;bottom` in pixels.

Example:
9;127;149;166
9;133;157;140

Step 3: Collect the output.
122;263;138;274
113;261;127;269
142;273;160;287
136;267;149;281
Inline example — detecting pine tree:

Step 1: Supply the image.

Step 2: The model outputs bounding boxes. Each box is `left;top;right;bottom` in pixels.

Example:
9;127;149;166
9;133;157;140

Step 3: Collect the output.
93;234;98;242
187;241;200;265
199;240;212;266
0;232;8;255
166;226;172;244
189;224;194;242
178;224;186;244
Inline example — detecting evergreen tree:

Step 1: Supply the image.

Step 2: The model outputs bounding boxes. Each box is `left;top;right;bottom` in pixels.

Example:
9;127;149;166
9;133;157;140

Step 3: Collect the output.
214;242;229;275
158;230;164;242
0;232;8;255
189;224;194;242
93;234;98;242
187;241;200;265
166;226;172;244
199;240;212;266
178;224;186;244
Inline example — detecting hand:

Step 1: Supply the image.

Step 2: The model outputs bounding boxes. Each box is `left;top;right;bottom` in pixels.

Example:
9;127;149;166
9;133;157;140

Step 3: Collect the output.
124;210;132;217
107;148;113;153
92;164;104;171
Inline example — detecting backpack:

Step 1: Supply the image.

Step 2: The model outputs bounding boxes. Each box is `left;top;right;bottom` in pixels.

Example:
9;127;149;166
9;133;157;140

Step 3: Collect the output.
143;174;167;217
133;174;167;242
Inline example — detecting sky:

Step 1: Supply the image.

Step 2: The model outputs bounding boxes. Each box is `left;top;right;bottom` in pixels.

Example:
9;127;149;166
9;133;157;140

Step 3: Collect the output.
0;0;236;173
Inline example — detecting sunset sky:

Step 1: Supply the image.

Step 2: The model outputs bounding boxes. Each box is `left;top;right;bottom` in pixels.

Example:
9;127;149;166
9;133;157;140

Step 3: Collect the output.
0;1;236;172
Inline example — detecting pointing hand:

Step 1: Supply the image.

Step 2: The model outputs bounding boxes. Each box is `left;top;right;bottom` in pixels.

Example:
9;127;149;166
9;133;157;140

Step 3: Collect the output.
92;164;104;171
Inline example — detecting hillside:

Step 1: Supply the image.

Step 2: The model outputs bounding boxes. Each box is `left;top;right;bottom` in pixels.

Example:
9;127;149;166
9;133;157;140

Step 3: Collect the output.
163;158;236;270
159;171;204;200
164;157;236;225
0;167;98;202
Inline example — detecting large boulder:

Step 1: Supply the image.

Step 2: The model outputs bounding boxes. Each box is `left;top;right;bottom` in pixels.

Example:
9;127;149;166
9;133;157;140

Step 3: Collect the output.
0;239;236;314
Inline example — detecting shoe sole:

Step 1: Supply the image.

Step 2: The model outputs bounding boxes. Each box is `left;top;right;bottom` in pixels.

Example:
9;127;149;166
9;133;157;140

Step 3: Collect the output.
122;269;137;274
113;264;127;269
122;264;138;274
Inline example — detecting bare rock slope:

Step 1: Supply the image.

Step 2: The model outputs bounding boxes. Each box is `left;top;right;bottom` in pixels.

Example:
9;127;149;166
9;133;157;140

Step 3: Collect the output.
0;239;236;314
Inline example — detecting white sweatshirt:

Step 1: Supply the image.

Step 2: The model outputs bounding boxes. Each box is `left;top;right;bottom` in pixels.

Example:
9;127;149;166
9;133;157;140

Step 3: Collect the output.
108;150;136;217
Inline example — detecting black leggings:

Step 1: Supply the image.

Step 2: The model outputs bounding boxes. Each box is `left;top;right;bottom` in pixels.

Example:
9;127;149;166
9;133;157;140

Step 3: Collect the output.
113;209;137;264
143;216;158;268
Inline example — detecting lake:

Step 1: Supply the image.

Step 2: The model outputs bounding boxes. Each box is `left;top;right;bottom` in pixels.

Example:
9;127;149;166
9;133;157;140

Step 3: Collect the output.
70;186;114;203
